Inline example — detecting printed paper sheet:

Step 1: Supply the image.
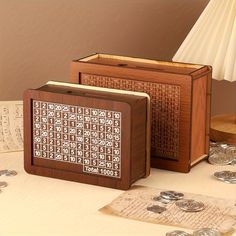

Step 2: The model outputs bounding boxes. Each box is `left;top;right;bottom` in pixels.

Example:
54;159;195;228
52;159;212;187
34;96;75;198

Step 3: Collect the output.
100;185;236;234
0;101;23;153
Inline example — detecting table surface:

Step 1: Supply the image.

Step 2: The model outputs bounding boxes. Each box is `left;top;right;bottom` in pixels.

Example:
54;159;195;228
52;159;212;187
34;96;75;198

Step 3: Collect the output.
0;151;235;236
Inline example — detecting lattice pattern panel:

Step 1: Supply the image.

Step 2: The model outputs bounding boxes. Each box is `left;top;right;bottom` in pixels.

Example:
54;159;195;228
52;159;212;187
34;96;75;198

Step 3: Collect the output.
81;74;180;160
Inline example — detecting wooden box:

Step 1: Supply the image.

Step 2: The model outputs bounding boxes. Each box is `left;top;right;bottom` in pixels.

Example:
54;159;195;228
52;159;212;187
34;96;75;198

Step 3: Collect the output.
70;53;212;173
24;81;150;190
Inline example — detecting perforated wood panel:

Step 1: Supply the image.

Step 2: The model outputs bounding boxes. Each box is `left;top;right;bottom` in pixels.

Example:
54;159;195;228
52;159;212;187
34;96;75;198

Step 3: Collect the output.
81;74;181;160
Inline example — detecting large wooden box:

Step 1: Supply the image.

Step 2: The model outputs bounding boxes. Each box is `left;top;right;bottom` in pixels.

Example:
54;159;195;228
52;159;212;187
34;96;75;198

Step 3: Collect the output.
70;53;212;173
24;81;150;190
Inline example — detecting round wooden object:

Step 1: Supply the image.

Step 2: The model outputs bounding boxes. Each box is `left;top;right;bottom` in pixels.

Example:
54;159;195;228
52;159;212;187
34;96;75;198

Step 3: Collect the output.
210;114;236;144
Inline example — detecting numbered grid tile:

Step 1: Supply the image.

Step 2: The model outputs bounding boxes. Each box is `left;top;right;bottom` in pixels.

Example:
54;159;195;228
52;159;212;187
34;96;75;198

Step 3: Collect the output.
32;100;122;178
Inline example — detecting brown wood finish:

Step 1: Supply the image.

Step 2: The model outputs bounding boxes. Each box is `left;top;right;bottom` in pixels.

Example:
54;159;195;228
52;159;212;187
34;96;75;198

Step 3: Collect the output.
191;76;207;164
210;114;236;145
23;82;149;190
70;53;212;173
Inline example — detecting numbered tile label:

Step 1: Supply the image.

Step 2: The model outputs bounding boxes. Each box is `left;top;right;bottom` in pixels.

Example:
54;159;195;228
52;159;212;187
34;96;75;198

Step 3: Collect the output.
32;100;122;178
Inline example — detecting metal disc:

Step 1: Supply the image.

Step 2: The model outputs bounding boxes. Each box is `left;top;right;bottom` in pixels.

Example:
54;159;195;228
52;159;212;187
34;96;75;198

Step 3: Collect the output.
218;143;229;149
175;199;205;212
208;152;234;165
0;181;8;188
209;141;218;147
230;159;236;165
5;170;17;176
0;170;8;176
166;230;191;236
160;191;184;200
214;171;236;182
153;196;173;204
193;228;221;236
221;179;236;184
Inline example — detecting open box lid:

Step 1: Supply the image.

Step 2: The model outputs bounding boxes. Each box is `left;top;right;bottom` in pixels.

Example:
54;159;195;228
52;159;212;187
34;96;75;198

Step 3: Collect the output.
77;53;209;76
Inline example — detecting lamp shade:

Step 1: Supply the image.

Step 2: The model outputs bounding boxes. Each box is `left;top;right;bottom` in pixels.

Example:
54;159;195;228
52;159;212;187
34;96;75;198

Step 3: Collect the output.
173;0;236;82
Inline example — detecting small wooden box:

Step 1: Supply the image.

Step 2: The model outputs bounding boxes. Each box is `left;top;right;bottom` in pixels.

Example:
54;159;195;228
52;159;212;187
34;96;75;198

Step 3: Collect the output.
24;81;150;190
70;53;212;173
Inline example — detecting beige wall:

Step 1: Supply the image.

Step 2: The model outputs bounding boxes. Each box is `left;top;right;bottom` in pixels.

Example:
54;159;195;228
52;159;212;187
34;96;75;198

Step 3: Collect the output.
0;0;235;115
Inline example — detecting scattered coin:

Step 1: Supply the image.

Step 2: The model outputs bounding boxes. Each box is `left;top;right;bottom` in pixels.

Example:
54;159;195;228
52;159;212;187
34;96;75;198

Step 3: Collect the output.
222;179;236;184
160;191;184;200
214;171;233;180
175;199;205;212
153;196;173;204
0;170;8;176
209;141;218;147
209;142;236;166
166;230;191;236
4;170;17;176
218;143;229;149
0;181;8;188
193;228;221;236
147;205;167;214
214;171;236;184
230;159;236;165
208;152;234;165
0;169;17;176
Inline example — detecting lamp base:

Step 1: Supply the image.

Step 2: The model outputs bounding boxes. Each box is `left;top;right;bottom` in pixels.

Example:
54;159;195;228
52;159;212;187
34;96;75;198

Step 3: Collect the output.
210;114;236;145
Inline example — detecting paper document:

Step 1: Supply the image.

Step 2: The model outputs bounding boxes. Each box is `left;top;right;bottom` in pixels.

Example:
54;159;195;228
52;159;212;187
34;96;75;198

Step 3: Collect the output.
100;185;236;234
0;101;23;153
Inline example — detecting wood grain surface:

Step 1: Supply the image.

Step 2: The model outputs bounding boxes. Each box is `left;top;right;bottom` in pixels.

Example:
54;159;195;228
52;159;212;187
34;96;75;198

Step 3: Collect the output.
23;83;149;190
70;53;212;172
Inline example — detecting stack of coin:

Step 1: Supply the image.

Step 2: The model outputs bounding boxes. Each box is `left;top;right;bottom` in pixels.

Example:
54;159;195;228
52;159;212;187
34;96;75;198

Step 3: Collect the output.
214;171;236;184
153;191;184;205
209;142;236;165
160;191;184;200
153;196;173;204
175;199;205;212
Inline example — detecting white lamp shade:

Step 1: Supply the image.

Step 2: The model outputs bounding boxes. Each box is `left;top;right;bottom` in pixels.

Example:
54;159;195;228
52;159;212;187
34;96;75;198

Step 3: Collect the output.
173;0;236;82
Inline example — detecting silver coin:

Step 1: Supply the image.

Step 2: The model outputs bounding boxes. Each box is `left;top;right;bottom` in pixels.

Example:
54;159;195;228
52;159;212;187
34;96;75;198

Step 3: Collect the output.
153;196;173;204
209;141;218;147
160;191;184;200
176;199;205;212
4;170;17;176
230;159;236;165
222;179;236;184
0;169;8;176
147;205;167;213
209;144;222;156
214;171;236;182
0;181;8;188
193;228;221;236
166;230;191;236
226;145;236;153
218;143;229;149
208;152;234;165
